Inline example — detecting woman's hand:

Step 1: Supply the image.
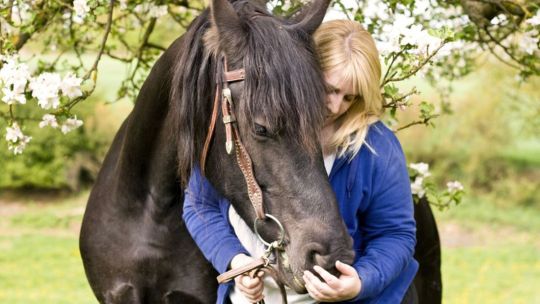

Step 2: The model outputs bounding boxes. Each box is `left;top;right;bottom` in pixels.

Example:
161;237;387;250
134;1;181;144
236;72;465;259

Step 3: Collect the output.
303;260;362;302
230;254;265;303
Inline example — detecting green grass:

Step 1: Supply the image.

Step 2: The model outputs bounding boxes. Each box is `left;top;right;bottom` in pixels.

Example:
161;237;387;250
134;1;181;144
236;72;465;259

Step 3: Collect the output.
442;246;540;304
0;192;539;303
0;235;94;304
434;195;540;232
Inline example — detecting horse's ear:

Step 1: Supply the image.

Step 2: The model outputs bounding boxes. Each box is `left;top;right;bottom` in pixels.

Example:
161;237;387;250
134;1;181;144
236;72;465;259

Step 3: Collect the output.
210;0;246;56
288;0;330;35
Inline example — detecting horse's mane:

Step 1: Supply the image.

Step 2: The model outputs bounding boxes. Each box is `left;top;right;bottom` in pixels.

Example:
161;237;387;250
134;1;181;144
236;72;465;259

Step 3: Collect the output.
171;1;326;185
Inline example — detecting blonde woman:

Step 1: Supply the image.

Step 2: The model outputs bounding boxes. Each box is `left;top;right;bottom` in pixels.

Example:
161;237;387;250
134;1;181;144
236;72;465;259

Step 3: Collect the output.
183;20;418;304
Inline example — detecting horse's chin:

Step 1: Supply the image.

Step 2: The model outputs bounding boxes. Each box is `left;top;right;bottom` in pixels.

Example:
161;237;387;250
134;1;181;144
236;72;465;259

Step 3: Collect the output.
277;251;307;294
279;271;307;294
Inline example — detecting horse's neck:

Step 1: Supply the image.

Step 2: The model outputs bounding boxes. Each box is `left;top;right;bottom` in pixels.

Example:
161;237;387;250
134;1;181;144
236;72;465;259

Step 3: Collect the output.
114;46;182;208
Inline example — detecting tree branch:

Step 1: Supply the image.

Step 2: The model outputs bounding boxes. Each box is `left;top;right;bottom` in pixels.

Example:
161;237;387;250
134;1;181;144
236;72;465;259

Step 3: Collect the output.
384;43;447;85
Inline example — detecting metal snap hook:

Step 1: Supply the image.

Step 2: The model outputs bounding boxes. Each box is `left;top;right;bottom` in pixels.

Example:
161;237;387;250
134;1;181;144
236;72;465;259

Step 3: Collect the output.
253;213;285;247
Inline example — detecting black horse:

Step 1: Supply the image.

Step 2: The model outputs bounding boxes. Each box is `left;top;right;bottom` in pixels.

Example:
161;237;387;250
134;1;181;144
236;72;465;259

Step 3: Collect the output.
79;0;442;302
80;0;355;302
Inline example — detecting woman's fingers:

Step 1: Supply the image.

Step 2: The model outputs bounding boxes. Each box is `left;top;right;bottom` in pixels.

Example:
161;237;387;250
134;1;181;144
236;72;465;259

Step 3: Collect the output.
313;265;341;289
303;270;335;297
235;275;264;302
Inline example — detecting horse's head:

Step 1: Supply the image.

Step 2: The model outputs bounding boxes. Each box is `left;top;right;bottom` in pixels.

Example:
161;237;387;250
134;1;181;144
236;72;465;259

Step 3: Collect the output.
173;0;355;292
201;0;354;292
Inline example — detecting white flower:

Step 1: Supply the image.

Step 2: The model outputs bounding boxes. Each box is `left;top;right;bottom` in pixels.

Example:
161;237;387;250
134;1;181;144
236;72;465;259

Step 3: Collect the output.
39;114;59;129
8;135;31;154
60;74;83;99
521;30;539;55
6;123;24;142
0;57;30;95
61;116;84;134
149;5;168;18
446;181;464;192
362;0;390;26
2;87;26;105
29;72;62;109
490;14;507;26
73;0;90;24
11;3;32;26
411;176;425;198
412;0;432;20
119;0;128;10
409;162;431;177
526;12;540;26
134;4;168;18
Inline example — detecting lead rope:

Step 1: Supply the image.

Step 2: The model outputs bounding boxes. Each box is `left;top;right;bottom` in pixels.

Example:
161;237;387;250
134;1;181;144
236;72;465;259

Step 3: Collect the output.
217;240;288;304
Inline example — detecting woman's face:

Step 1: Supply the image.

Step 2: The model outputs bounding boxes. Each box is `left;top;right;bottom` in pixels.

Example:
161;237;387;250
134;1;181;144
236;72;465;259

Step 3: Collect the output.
323;69;358;126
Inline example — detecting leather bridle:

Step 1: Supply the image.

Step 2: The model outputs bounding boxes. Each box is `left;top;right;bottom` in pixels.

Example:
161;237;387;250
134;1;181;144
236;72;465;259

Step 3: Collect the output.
200;57;265;220
199;57;289;303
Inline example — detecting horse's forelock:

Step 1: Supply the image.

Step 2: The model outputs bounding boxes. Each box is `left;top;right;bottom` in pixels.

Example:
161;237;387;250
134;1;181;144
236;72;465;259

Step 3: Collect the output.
240;14;326;154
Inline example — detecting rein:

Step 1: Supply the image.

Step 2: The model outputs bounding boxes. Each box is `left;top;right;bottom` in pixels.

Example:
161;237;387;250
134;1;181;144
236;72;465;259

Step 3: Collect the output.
200;57;289;304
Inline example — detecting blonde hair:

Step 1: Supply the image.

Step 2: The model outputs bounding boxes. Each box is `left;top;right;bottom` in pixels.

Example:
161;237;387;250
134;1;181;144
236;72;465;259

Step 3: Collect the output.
314;20;383;158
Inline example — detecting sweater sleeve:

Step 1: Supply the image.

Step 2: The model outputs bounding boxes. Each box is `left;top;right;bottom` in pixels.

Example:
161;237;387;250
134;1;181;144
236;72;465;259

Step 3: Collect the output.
182;167;250;274
349;140;417;301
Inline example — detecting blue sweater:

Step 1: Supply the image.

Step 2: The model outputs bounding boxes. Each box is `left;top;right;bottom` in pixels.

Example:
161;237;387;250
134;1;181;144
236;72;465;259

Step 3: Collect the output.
183;121;418;304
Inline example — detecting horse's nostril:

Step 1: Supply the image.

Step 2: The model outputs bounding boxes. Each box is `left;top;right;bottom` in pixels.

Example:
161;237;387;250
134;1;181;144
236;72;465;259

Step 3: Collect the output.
313;253;330;268
305;243;328;267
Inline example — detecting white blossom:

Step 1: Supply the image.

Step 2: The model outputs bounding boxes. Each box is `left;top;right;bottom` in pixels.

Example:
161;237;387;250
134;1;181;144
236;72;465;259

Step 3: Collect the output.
73;0;90;24
1;87;26;105
6;123;24;142
60;74;83;99
134;3;168;18
5;122;31;154
149;5;168;18
409;162;431;177
400;24;442;55
29;72;62;109
446;181;464;192
61;116;84;134
526;12;540;26
490;14;507;26
411;176;425;198
0;57;31;95
0;17;15;35
8;135;31;154
11;3;32;26
521;30;539;55
412;0;432;20
119;0;128;10
39;114;59;129
362;0;390;26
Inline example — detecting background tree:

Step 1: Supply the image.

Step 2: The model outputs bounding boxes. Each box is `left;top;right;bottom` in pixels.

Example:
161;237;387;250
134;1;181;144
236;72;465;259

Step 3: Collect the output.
1;0;538;203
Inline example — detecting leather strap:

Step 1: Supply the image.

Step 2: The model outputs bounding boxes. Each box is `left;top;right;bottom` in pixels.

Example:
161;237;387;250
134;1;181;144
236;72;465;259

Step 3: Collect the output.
217;258;266;283
233;126;265;219
200;85;221;175
200;68;245;174
224;69;245;82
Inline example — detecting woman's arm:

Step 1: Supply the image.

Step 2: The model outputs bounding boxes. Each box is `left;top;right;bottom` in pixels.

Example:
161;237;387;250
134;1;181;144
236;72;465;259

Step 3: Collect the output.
183;167;266;302
182;166;249;273
351;142;417;301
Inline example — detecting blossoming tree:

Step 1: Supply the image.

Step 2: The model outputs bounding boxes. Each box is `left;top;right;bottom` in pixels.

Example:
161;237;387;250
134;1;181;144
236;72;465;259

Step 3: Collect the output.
1;0;538;204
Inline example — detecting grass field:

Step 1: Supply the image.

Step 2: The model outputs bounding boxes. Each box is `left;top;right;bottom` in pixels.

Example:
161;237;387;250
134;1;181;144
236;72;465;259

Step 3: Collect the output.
0;191;539;303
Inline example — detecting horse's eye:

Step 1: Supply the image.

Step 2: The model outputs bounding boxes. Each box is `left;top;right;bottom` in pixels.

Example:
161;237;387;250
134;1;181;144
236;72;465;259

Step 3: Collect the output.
254;123;269;137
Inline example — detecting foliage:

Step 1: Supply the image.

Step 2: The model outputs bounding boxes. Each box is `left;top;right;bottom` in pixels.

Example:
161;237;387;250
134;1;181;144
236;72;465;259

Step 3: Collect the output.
399;62;540;210
0;101;109;190
1;0;538;206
